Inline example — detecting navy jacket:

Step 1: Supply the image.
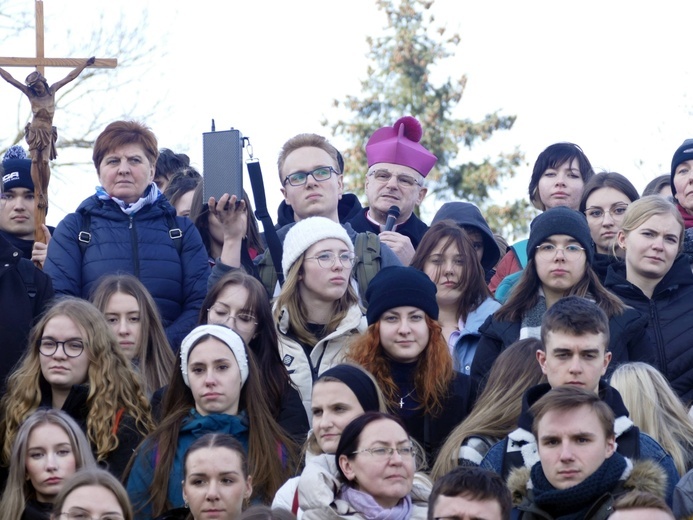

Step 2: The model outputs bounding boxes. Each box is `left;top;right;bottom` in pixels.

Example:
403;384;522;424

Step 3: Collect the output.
44;193;210;348
605;256;693;403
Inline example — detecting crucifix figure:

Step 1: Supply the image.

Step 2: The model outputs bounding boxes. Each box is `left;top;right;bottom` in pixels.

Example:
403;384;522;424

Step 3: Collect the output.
0;59;94;212
0;0;116;254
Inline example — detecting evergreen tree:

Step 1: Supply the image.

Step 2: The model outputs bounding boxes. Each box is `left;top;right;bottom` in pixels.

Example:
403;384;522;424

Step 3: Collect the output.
325;0;533;238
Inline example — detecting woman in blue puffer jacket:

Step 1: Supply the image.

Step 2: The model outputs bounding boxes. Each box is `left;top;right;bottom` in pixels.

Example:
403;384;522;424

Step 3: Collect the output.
44;121;210;348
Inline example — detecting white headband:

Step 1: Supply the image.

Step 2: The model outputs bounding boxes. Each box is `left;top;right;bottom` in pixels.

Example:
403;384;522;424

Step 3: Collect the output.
179;325;249;388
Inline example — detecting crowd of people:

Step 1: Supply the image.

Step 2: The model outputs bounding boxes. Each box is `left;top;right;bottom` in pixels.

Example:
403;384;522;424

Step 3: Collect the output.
1;114;692;519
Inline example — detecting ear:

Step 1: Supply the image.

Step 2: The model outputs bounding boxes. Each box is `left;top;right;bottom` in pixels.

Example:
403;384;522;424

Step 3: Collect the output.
281;187;291;206
416;186;428;204
339;454;357;482
605;434;616;458
536;349;548;375
601;351;612;376
336;172;344;198
244;475;253;499
181;481;187;504
616;230;626;250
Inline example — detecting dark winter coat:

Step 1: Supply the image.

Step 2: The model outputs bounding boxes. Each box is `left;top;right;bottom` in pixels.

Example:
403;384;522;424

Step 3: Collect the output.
604;255;693;403
0;234;53;390
44;192;210;348
348;208;429;249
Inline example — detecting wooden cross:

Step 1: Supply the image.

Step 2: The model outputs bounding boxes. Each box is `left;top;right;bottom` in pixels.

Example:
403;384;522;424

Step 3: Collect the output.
0;0;116;265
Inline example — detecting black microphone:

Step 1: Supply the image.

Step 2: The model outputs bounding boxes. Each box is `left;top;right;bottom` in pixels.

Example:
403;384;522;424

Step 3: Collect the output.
384;205;400;231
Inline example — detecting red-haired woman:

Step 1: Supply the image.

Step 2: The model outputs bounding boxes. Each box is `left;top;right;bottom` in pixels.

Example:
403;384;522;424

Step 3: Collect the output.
347;266;474;464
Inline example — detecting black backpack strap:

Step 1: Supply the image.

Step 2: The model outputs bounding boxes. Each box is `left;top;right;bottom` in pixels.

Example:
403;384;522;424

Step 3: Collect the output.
17;258;38;313
247;159;284;286
78;213;91;256
165;212;183;256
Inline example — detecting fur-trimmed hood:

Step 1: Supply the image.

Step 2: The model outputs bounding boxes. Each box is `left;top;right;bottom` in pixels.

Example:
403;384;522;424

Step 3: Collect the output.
508;458;668;507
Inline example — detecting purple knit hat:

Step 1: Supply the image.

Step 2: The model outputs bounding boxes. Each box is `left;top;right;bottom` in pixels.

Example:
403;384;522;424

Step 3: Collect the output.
365;116;437;177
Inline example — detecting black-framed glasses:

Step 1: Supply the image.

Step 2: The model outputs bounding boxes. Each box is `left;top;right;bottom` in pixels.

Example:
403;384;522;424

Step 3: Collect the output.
38;338;85;358
282;166;338;187
207;304;258;333
305;251;357;269
368;170;422;188
584;203;629;221
351;446;417;459
535;243;585;260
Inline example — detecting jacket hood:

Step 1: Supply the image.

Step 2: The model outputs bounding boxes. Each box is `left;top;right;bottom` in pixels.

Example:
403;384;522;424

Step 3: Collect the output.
276;193;364;228
76;192;176;220
508;458;668;506
605;254;693;296
431;201;500;270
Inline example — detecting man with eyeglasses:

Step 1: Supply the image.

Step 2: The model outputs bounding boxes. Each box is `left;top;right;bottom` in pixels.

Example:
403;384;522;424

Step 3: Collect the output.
348;116;436;264
207;132;401;301
0;158;54;391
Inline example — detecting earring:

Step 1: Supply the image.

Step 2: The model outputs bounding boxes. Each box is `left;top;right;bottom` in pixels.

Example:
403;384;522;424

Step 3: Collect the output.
184;501;189;509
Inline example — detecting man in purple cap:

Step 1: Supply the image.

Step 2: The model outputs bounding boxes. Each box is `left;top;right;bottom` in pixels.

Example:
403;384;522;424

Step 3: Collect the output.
348;116;436;264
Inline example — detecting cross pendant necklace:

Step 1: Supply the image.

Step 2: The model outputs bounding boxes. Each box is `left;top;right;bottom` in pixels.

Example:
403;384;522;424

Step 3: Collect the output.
398;388;415;409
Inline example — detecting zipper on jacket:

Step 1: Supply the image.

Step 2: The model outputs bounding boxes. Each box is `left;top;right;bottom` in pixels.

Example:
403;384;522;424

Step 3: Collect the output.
649;300;667;375
129;216;140;277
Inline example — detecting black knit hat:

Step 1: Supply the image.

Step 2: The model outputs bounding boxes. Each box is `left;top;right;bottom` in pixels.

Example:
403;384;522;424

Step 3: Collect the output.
526;207;594;265
365;266;438;325
1;145;33;192
670;139;693;196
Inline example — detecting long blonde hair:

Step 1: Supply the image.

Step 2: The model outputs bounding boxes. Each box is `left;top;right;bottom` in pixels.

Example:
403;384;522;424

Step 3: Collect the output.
610;362;693;476
0;409;97;520
0;298;153;465
90;274;175;397
273;247;360;347
430;339;546;480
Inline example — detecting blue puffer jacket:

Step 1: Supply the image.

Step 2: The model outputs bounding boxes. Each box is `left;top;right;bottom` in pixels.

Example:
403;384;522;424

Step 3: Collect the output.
44;192;210;348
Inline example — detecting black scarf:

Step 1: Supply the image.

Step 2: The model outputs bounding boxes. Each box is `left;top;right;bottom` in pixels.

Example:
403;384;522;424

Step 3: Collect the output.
530;452;627;520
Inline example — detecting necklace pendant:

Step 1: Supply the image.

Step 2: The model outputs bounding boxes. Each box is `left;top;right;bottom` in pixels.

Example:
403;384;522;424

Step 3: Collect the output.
399;397;404;408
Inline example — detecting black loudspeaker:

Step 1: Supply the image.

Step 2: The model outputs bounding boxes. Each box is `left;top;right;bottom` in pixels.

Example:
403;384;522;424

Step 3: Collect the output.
202;128;244;200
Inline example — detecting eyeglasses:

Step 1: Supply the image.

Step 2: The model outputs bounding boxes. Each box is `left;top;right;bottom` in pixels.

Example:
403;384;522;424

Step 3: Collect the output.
38;339;85;358
305;251;357;269
57;513;124;520
368;170;422;188
584;203;629;221
57;512;124;520
282;166;338;187
535;243;585;260
352;446;417;459
207;304;258;333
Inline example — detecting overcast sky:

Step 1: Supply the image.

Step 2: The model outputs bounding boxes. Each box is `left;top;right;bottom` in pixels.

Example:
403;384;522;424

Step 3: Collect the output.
1;0;692;233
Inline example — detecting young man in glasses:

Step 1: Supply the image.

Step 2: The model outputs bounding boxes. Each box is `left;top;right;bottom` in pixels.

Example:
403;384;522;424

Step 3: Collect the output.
348;116;436;264
207;132;401;301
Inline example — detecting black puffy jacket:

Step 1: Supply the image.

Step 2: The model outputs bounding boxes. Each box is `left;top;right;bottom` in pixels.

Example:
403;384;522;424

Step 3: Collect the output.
605;255;693;404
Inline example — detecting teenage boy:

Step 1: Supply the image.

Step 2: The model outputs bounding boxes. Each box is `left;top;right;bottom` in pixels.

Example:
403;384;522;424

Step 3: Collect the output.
509;386;668;519
480;296;678;503
428;466;511;520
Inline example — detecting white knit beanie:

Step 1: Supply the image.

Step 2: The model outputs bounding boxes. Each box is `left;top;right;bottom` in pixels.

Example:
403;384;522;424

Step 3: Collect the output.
180;325;249;387
281;216;354;278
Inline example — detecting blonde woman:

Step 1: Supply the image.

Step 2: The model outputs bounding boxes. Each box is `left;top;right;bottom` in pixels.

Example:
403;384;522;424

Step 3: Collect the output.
610;362;693;476
273;217;365;419
0;297;153;479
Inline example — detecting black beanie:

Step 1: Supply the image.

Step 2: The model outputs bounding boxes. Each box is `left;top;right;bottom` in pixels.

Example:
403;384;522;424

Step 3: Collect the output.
670;139;693;196
365;266;438;325
526;207;594;265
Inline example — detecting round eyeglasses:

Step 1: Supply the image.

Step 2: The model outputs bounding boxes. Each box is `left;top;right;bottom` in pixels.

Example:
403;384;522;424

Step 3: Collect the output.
305;251;357;269
207;304;258;333
351;446;417;459
38;339;85;358
584;203;629;221
535;243;585;260
368;170;422;188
